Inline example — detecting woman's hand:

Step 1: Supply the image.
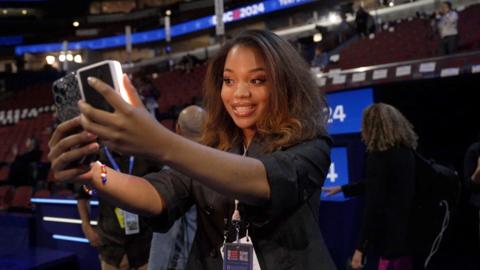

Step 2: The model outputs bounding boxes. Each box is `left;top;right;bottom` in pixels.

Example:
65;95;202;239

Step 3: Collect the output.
48;117;99;182
351;249;364;269
322;186;342;197
78;75;168;159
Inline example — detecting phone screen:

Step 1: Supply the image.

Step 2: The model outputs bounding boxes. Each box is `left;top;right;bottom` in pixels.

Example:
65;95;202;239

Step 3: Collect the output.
78;63;115;113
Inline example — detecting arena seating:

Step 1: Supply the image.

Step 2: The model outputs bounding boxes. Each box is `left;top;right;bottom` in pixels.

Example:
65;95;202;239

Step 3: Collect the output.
0;185;14;210
328;4;480;71
152;65;207;114
10;185;33;211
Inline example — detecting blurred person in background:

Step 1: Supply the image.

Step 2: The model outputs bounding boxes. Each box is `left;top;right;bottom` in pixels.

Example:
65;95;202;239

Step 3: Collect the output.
148;105;205;270
348;103;417;270
311;46;330;70
77;146;162;270
436;1;459;55
8;137;42;187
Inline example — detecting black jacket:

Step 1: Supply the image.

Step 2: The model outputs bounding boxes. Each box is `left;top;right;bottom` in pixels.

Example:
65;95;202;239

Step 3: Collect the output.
145;136;337;270
358;146;415;258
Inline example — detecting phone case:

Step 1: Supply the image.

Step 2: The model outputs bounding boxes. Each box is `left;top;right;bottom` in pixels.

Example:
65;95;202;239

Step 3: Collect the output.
52;72;98;165
52;72;81;123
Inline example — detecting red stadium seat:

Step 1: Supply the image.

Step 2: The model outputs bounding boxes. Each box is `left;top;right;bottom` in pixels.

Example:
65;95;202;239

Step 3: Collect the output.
0;185;15;210
33;189;51;198
10;186;33;210
0;167;9;182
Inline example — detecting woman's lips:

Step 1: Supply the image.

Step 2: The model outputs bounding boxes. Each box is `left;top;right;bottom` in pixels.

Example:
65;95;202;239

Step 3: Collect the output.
232;104;256;117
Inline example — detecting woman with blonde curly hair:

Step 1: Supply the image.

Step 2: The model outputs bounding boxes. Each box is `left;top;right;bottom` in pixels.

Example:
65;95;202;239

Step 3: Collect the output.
350;103;417;270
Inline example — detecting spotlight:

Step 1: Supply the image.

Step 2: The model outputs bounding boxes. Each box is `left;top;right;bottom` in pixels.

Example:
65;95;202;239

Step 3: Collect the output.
73;21;80;27
313;33;323;43
165;9;171;16
74;55;83;63
22;9;27;15
59;54;66;62
46;55;55;65
328;12;341;24
66;53;73;61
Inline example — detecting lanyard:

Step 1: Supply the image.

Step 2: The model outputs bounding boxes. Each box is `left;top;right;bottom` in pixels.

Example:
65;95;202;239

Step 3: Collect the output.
103;146;135;175
230;144;248;242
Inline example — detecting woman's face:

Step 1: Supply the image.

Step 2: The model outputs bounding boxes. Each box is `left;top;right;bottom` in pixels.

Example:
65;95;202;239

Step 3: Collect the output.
221;45;271;135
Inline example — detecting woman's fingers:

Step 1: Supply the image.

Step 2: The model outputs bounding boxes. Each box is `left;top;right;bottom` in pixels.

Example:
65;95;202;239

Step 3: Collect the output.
78;100;117;127
87;77;132;113
48;131;97;162
79;114;120;142
51;142;99;172
49;117;81;148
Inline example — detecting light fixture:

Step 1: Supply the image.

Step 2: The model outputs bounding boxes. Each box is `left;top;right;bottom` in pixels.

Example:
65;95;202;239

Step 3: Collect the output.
327;12;341;24
73;21;79;27
389;1;394;7
22;9;27;15
313;33;323;43
2;10;7;15
58;54;66;62
66;53;73;61
46;55;55;65
74;55;83;63
165;9;171;16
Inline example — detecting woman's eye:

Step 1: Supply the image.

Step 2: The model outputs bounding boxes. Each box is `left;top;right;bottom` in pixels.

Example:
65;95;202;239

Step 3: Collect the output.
251;78;266;85
223;78;233;85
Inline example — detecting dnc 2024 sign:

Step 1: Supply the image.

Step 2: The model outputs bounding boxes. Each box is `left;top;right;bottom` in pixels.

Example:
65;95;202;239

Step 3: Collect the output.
326;88;373;135
321;147;349;202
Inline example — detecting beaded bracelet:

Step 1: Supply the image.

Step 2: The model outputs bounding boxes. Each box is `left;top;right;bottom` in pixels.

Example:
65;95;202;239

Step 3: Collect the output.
82;161;108;195
100;164;107;185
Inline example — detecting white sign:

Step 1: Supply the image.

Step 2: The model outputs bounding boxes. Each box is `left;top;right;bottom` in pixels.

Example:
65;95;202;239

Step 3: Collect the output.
440;68;460;77
316;77;327;87
332;75;346;84
373;69;388;80
396;65;411;77
419;62;436;73
352;72;366;82
0;105;55;126
472;65;480;73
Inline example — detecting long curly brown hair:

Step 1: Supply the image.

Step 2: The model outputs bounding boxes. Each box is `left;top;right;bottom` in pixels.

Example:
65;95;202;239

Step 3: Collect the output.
201;29;328;153
361;103;418;152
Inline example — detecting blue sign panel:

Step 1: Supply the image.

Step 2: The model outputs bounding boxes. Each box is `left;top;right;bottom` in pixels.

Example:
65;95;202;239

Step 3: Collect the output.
15;0;313;55
326;88;374;135
321;147;349;202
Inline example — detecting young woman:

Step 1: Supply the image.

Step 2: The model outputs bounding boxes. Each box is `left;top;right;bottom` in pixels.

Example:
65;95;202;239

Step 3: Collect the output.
350;103;417;270
48;30;336;270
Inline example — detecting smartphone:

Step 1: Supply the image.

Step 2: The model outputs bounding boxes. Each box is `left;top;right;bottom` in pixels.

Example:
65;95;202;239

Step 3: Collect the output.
76;60;128;112
52;72;82;123
52;72;98;165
